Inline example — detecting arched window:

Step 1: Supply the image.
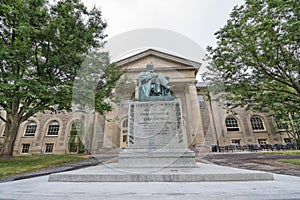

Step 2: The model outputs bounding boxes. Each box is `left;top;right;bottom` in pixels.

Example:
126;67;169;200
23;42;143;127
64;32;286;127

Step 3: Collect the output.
68;120;84;153
250;116;265;130
225;117;240;131
71;119;81;132
47;121;60;136
24;121;37;136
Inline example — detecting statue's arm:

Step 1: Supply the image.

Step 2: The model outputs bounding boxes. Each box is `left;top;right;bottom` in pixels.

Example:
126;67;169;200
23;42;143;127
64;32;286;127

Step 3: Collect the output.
138;72;153;86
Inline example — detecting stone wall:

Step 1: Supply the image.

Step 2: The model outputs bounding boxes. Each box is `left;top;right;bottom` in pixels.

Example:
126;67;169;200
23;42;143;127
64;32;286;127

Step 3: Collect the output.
197;86;290;147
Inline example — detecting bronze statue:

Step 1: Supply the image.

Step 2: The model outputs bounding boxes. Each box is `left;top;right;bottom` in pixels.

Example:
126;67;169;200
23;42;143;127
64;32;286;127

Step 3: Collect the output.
137;63;173;101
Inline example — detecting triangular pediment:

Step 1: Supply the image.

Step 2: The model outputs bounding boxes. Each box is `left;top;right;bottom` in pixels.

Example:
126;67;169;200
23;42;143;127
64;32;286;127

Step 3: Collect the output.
116;49;201;71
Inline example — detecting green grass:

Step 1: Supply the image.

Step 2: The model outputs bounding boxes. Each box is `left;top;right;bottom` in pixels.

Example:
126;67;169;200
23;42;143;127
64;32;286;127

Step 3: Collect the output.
0;154;88;178
277;159;300;166
258;150;300;156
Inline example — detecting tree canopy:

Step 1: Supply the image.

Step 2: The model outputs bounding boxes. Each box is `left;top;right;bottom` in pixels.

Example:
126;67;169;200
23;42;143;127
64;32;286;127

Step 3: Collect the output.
0;0;120;156
204;0;300;140
72;51;124;114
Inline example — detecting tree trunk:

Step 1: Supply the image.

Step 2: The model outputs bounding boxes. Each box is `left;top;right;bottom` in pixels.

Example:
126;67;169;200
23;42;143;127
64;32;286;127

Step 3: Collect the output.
0;114;21;157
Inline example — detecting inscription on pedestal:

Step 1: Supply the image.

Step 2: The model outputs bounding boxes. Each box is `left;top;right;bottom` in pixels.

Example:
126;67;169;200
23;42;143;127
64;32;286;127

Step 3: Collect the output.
128;101;184;148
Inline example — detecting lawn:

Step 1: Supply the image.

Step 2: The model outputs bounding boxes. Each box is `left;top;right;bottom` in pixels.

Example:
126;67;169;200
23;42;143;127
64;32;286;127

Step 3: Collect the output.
0;154;89;178
278;159;300;166
257;150;300;166
258;150;300;156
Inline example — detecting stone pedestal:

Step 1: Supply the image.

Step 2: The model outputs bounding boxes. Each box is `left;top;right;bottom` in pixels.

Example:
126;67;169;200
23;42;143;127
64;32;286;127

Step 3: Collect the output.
49;100;274;182
118;100;197;168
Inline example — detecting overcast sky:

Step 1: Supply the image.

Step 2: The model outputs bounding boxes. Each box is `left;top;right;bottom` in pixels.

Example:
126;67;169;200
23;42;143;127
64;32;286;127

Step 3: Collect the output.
83;0;245;49
81;0;245;80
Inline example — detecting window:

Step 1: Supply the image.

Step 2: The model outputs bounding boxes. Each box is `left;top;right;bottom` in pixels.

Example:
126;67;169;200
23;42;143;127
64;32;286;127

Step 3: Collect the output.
72;119;82;132
225;117;240;131
250;116;265;130
24;121;37;136
68;120;83;153
231;139;241;145
47;121;59;136
275;117;288;130
258;139;267;145
198;95;205;109
21;144;30;153
284;138;292;143
45;143;54;153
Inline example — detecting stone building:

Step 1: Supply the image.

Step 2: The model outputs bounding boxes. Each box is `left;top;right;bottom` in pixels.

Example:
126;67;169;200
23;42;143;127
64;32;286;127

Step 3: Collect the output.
197;83;292;149
0;49;291;155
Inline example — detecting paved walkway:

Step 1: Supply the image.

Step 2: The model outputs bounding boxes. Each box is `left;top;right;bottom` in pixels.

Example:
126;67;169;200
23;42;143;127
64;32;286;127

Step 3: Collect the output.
1;164;300;200
1;152;300;199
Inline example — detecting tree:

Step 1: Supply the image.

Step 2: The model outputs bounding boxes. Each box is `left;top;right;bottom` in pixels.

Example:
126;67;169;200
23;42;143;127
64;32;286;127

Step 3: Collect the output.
72;51;124;114
0;0;119;156
71;51;124;153
204;0;300;143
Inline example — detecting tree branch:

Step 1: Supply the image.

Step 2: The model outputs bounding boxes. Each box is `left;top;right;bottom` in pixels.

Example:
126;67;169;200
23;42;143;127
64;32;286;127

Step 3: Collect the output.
278;44;300;94
275;89;300;98
18;96;34;119
20;101;50;123
237;39;294;90
250;54;295;89
0;115;6;123
45;41;50;64
34;42;39;69
12;14;16;44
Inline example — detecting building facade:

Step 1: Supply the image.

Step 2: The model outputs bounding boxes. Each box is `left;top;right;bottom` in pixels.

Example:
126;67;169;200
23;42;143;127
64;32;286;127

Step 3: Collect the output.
197;83;292;149
0;49;291;155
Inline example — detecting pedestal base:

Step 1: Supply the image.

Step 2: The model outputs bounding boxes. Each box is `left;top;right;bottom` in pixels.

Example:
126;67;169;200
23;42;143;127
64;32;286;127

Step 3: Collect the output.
48;163;274;182
118;148;197;168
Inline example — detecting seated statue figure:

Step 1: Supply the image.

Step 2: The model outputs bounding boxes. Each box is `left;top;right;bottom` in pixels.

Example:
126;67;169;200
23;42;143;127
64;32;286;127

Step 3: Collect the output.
137;63;173;101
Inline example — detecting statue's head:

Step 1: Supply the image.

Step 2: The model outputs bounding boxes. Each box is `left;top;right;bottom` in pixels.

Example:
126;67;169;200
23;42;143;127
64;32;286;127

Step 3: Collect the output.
146;63;154;72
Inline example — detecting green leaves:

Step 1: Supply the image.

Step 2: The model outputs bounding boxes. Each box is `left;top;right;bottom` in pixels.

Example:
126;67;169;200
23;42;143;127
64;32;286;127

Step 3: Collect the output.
72;52;123;114
0;0;114;155
0;0;108;121
204;0;300;139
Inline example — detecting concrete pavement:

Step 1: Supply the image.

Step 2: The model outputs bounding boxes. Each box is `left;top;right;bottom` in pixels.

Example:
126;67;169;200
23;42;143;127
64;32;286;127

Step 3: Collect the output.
1;163;300;200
